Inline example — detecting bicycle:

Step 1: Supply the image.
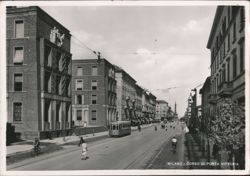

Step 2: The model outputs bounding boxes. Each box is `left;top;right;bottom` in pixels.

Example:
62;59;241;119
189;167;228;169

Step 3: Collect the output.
31;145;41;157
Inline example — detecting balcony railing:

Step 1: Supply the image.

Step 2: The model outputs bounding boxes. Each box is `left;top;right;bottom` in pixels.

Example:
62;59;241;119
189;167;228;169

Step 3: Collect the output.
218;82;233;97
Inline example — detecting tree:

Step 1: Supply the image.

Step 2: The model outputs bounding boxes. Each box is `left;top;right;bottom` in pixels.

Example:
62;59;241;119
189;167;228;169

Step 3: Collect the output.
208;98;245;169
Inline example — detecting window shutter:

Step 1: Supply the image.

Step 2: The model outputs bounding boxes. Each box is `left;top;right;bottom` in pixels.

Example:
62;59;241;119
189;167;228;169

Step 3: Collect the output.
15;21;24;38
14;47;24;63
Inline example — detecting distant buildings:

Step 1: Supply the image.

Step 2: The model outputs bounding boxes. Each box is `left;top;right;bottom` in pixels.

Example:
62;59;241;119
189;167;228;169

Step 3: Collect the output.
142;91;156;123
199;77;211;131
6;6;159;141
6;6;72;140
72;59;117;127
207;6;245;115
114;65;136;121
135;84;143;120
156;100;169;121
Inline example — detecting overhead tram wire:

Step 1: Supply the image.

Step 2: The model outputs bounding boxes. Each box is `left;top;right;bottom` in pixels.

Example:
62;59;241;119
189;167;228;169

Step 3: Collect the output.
71;34;99;57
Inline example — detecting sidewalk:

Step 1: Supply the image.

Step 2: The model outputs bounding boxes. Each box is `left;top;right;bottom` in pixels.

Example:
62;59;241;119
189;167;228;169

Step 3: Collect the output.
7;123;153;165
184;133;231;169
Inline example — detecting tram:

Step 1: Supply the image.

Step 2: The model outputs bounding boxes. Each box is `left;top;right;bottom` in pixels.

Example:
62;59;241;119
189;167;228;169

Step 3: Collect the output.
109;121;131;137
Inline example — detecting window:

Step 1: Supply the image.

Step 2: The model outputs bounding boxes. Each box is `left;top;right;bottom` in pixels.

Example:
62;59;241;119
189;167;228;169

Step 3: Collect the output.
77;67;83;76
233;22;236;41
56;103;60;122
76;95;83;104
44;71;51;92
222;67;226;83
240;7;245;30
92;95;97;104
66;104;70;121
227;58;230;81
14;47;24;64
44;100;50;122
13;102;22;121
76;79;83;90
55;76;61;95
91;80;97;90
15;20;24;38
228;7;231;24
228;33;230;51
232;6;239;17
55;52;61;70
77;110;82;121
14;73;23;91
240;41;244;72
44;45;52;66
92;110;97;121
222;17;226;35
92;66;97;75
233;53;237;78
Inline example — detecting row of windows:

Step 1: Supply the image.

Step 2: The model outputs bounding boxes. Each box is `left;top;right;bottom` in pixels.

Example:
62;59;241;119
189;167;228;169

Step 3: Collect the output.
12;101;71;122
76;66;97;76
44;71;71;96
12;71;71;97
211;42;244;94
76;110;97;121
44;45;70;73
75;79;97;91
75;94;116;106
211;7;244;67
75;94;97;105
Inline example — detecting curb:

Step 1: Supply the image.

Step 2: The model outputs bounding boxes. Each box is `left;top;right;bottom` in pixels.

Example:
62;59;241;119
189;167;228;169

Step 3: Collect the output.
7;133;108;165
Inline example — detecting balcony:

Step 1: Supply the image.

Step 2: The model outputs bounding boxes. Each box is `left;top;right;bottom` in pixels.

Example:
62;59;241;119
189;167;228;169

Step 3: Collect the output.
208;94;218;104
218;82;233;98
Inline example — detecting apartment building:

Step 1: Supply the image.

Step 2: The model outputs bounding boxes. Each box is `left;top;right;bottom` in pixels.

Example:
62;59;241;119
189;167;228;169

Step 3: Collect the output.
7;6;72;139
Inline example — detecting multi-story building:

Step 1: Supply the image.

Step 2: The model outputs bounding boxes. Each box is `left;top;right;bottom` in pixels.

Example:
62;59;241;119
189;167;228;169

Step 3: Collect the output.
72;59;116;127
115;66;137;121
6;6;72;140
142;91;156;123
156;100;169;121
199;77;211;130
207;6;245;115
148;93;156;120
135;84;143;120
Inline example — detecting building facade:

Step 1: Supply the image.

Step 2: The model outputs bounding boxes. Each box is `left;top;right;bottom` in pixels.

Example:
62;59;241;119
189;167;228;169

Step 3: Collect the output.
156;100;169;121
135;84;143;120
115;66;137;121
72;59;116;127
7;6;72;140
207;6;245;116
142;91;156;123
199;77;211;131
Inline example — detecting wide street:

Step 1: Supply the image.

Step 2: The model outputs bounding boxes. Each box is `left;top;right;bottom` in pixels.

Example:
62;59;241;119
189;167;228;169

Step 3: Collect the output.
9;122;186;170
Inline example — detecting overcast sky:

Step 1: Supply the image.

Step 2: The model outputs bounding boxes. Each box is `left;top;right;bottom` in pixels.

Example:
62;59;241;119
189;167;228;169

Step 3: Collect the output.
41;6;217;117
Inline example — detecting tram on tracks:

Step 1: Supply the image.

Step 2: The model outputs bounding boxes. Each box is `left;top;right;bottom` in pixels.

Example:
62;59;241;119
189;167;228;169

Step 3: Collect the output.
109;121;131;137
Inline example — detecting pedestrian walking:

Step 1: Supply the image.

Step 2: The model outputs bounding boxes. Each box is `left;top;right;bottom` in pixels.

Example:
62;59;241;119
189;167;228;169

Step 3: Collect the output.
79;137;88;160
154;125;157;131
138;124;141;132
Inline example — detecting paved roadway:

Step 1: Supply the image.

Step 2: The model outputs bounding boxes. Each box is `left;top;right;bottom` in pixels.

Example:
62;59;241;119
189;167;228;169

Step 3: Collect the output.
9;122;186;170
